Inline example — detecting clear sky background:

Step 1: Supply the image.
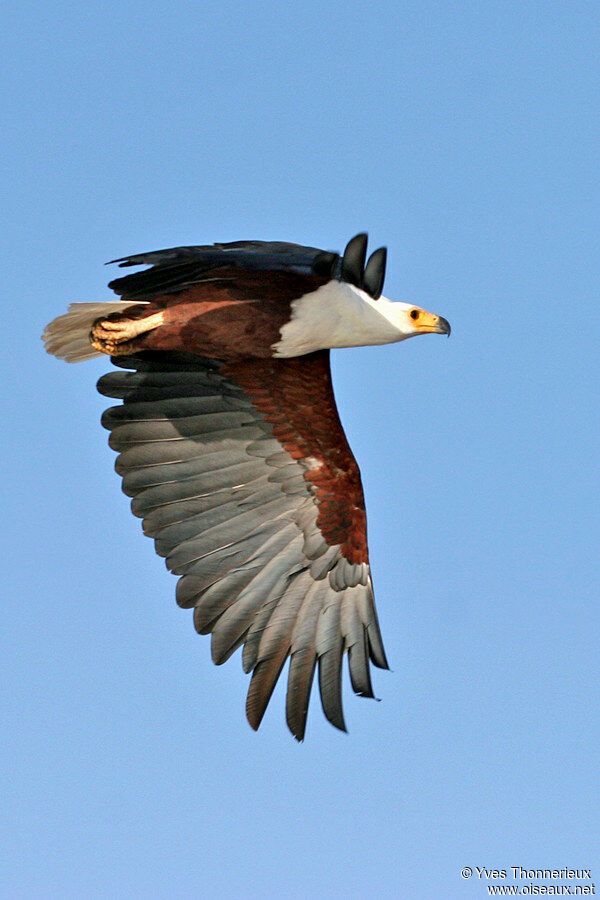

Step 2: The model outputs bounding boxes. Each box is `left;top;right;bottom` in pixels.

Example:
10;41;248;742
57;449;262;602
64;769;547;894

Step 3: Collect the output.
2;2;599;897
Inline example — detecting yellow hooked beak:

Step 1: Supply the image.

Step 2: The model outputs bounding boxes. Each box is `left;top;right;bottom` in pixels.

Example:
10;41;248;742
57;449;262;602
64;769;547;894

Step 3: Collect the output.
409;308;451;335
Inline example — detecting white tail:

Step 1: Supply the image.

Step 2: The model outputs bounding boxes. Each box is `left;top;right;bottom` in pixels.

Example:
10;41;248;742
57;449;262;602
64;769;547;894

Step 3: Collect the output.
42;301;148;363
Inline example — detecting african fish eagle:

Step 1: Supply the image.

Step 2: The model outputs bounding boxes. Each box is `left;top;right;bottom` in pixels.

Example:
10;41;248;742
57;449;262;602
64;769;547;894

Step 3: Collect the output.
43;233;450;740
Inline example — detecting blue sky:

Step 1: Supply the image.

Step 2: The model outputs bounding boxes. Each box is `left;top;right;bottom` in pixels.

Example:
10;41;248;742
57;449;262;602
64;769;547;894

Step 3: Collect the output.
3;1;599;896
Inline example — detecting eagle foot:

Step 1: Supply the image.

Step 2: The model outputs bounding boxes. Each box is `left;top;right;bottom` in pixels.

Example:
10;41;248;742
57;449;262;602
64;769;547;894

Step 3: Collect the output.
90;311;165;356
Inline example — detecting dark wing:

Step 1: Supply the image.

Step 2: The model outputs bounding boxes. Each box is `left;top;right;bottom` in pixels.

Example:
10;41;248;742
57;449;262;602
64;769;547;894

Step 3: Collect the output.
98;351;388;740
107;240;339;301
107;234;386;301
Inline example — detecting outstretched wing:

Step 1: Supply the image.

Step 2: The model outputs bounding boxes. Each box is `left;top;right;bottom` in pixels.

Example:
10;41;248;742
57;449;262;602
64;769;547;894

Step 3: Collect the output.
98;350;388;740
107;240;340;301
107;233;387;301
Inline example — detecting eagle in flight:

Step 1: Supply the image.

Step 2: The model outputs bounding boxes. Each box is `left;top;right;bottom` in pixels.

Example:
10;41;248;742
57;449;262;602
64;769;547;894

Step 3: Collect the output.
43;233;450;740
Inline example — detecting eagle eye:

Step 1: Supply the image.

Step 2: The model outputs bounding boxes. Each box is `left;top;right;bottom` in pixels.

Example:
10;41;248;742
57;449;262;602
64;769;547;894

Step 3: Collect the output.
410;309;419;320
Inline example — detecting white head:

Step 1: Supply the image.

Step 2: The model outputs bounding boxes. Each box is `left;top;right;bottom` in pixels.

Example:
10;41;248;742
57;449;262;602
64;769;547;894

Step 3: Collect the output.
273;281;451;357
374;295;452;342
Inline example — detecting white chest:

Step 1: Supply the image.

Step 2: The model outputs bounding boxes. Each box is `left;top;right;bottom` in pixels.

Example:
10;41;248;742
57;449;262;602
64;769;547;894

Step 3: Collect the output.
272;281;407;358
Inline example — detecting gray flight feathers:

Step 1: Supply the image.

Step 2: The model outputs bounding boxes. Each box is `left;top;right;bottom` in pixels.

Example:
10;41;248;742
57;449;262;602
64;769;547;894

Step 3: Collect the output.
99;353;388;740
106;234;387;301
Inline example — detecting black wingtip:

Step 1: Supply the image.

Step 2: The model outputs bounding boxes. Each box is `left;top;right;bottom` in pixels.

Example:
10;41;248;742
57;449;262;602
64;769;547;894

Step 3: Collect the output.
312;250;340;278
341;233;368;288
363;247;387;299
105;256;138;267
